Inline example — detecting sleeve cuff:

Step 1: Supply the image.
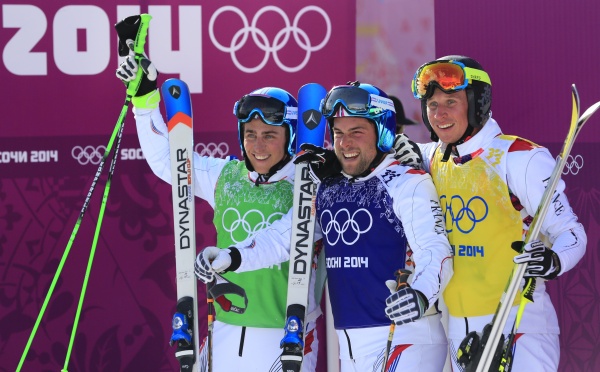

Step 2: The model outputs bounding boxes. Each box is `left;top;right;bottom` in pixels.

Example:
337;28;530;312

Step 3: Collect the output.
227;247;242;272
132;89;161;109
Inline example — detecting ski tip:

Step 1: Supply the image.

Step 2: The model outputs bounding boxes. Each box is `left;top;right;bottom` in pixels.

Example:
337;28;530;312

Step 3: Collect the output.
296;83;327;152
162;78;190;100
161;78;192;121
577;100;600;128
299;82;326;91
298;83;327;103
571;84;580;121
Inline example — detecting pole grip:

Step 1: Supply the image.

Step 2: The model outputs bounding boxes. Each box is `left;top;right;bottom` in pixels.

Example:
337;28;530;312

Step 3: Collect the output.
126;14;152;97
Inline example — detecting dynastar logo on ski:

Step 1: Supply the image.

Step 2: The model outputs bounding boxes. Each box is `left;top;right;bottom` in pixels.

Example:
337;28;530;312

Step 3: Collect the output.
176;148;192;250
169;85;181;99
302;109;322;130
292;166;315;276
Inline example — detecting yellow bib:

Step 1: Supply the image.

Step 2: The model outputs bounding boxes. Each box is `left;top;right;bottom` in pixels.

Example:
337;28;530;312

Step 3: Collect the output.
431;136;523;317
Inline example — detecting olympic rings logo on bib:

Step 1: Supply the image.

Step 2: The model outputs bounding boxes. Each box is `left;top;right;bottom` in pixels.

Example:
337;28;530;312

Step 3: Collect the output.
222;207;285;243
440;195;489;234
320;208;373;246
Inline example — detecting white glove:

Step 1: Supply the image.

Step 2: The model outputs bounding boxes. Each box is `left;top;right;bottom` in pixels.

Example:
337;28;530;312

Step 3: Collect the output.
115;39;158;104
384;280;428;326
194;247;233;284
513;240;561;279
115;39;158;83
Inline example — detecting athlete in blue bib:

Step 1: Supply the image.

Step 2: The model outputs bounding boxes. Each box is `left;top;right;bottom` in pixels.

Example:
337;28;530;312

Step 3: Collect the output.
202;82;453;372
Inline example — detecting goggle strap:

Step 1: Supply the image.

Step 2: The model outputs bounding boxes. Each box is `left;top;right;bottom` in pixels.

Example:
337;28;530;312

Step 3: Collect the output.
285;106;298;120
463;67;492;85
369;94;395;113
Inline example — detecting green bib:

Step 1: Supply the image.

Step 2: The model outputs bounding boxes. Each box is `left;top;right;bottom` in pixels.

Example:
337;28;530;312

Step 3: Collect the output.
213;161;293;327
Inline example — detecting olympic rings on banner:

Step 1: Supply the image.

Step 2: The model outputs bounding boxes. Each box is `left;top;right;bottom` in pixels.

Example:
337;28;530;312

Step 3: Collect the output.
562;154;584;175
71;145;106;165
195;142;230;158
209;5;331;73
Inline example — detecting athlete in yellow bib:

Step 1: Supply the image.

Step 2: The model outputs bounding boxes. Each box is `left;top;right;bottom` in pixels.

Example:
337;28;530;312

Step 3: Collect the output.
407;55;587;371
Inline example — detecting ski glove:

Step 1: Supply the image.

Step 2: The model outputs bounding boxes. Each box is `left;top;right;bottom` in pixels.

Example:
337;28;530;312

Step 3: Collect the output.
115;44;158;99
293;143;342;183
393;134;423;169
194;246;242;284
513;240;561;280
115;15;143;57
384;272;429;326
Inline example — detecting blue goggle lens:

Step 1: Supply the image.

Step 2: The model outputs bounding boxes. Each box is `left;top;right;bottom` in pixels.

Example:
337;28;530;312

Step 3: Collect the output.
234;95;286;125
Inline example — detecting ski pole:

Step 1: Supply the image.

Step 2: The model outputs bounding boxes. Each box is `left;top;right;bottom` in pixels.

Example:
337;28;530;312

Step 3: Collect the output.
207;280;215;372
15;14;151;372
382;269;411;372
62;120;125;371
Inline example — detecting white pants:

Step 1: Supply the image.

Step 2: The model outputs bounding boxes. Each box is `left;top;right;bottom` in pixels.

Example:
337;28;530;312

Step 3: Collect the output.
340;343;448;372
197;319;319;372
448;332;559;371
338;314;448;372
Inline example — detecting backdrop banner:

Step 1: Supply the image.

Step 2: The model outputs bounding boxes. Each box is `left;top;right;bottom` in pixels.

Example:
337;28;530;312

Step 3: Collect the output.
0;1;355;371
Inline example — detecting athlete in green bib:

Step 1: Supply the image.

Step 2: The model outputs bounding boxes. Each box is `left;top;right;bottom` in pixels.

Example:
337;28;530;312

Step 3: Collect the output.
117;29;324;369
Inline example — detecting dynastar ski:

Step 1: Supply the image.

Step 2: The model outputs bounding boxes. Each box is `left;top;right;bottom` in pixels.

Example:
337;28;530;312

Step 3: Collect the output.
162;78;201;372
280;83;327;372
473;85;600;372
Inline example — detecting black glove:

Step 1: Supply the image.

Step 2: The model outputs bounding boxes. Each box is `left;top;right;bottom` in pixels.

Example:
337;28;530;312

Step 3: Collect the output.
293;143;342;183
512;240;561;279
384;269;428;326
115;15;143;57
114;15;158;97
457;323;505;371
393;134;423;169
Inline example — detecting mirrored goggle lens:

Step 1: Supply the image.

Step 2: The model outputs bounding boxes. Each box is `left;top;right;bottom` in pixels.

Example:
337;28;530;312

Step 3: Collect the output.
322;86;372;117
412;61;492;99
413;62;467;99
234;95;287;124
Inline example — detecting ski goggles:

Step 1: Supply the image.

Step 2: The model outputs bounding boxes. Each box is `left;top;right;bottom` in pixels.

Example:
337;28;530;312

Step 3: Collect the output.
411;60;491;99
321;86;395;118
233;95;297;125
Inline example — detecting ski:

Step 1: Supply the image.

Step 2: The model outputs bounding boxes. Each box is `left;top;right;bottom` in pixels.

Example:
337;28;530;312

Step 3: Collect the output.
280;83;327;372
162;78;200;372
474;85;600;372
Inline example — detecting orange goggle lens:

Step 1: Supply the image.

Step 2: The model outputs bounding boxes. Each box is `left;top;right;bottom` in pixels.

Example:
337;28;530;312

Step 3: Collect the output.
412;62;468;99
